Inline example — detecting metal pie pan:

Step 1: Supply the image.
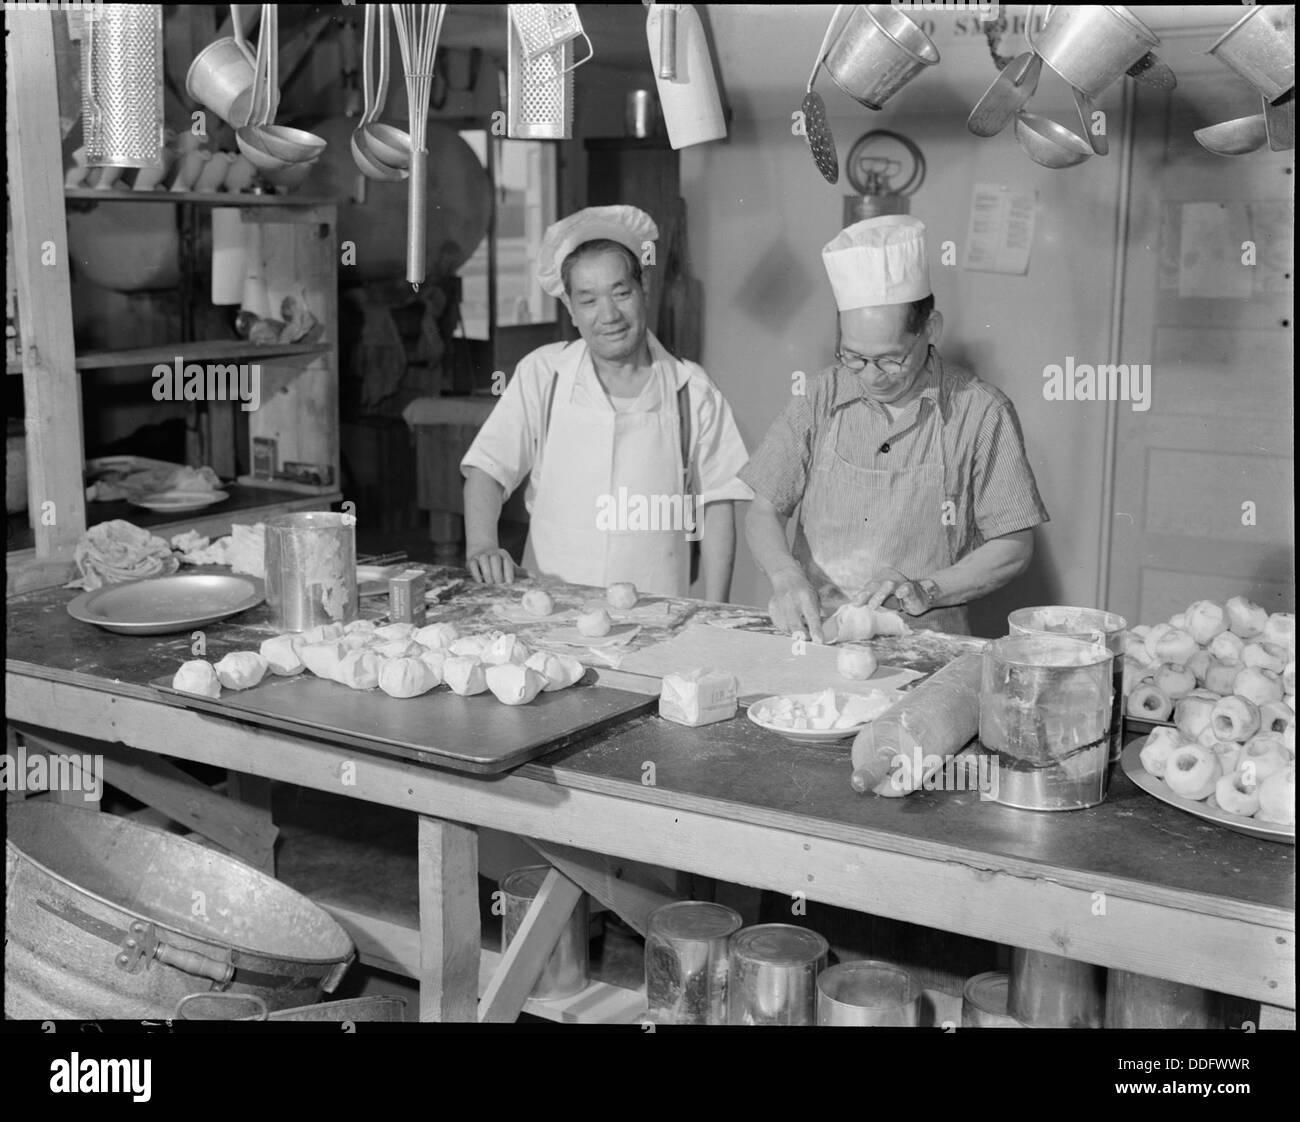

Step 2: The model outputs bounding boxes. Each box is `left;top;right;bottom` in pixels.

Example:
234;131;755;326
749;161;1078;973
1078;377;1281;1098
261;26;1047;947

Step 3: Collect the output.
67;573;265;635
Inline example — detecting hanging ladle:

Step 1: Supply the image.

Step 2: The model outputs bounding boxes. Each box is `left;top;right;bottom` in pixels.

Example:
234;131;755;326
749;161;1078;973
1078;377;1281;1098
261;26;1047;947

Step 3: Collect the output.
361;4;413;170
1015;111;1093;169
254;7;328;163
234;5;295;173
1193;113;1269;156
352;4;408;181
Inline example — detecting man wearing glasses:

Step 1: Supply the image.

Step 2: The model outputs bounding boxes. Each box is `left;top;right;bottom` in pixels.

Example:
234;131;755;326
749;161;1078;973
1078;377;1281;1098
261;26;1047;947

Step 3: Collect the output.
740;215;1048;640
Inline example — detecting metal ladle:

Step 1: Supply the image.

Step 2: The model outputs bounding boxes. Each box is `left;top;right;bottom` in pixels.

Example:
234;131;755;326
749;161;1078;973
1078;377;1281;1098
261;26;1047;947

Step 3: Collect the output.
1015;111;1094;169
254;8;328;163
361;4;413;170
234;5;295;173
1072;85;1108;156
352;4;408;181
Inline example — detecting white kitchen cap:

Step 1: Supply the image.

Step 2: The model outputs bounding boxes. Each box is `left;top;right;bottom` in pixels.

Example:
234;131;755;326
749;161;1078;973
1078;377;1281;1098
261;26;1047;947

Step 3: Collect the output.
536;205;659;298
822;214;932;310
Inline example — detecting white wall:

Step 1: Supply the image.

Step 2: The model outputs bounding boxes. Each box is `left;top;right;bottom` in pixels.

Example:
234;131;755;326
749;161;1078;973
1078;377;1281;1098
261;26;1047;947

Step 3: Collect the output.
682;4;1238;633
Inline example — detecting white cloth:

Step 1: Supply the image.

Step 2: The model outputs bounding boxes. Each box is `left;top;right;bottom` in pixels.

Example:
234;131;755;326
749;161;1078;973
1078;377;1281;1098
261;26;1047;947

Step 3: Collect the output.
461;333;752;595
822;214;931;311
535;205;659;298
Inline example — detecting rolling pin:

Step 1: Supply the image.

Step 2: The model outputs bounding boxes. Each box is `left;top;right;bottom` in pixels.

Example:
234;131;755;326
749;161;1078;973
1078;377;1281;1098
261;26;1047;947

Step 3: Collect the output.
851;651;984;796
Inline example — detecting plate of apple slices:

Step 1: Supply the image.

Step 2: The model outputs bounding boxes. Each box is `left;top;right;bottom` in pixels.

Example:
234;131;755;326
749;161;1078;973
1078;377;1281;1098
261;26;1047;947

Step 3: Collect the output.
1121;736;1294;844
747;688;894;743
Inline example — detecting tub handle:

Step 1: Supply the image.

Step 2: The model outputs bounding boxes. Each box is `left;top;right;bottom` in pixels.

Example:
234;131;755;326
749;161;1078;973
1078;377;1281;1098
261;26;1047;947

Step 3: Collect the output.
116;920;235;986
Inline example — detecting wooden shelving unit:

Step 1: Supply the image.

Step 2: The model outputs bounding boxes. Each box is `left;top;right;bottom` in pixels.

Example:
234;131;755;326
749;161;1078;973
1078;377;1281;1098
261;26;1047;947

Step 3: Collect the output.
5;11;342;594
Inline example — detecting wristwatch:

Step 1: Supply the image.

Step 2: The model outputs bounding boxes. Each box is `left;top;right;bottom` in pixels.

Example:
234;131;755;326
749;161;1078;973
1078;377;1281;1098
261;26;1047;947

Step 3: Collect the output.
914;578;942;615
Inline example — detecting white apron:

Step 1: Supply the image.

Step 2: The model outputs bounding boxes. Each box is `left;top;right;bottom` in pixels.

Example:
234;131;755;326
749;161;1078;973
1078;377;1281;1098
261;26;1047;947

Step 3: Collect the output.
522;341;691;597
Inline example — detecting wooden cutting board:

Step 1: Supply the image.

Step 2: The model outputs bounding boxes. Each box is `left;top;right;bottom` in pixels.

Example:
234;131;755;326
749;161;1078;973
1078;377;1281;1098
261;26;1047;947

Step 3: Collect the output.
152;674;655;774
618;625;923;699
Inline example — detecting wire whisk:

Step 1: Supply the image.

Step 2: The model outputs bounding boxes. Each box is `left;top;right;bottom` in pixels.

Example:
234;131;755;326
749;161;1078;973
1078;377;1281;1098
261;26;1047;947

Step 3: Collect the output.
392;5;448;288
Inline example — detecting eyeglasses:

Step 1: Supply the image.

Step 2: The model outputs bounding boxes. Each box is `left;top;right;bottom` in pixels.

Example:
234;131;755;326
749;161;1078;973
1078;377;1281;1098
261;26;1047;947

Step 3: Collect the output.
836;332;925;377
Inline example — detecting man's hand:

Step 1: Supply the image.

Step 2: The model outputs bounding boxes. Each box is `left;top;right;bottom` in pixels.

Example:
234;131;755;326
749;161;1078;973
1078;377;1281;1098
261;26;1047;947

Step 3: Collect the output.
466;545;516;585
851;568;911;612
767;568;825;644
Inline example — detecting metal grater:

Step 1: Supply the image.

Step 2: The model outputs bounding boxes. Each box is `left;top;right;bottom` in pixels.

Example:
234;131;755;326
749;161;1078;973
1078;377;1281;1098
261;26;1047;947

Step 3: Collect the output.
81;4;165;168
510;3;584;58
506;14;574;140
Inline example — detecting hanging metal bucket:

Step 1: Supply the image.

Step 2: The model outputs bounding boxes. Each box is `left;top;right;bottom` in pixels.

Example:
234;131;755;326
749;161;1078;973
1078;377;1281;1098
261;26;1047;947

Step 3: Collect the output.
5;802;355;1020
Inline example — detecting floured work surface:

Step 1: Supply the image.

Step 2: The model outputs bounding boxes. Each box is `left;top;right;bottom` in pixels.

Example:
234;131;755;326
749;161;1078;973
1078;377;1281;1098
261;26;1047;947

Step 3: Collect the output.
619;625;924;699
152;674;656;774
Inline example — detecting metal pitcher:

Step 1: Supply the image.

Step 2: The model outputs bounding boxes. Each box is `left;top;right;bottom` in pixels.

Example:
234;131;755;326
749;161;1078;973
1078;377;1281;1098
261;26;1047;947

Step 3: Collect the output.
823;5;940;111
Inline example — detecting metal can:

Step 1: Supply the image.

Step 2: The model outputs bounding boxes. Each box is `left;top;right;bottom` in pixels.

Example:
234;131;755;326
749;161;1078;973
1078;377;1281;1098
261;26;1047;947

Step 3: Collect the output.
644;901;742;1025
726;924;828;1026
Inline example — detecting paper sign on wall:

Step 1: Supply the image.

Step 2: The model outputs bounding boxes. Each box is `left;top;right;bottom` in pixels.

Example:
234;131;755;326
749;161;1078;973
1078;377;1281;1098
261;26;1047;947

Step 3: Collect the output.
961;184;1037;275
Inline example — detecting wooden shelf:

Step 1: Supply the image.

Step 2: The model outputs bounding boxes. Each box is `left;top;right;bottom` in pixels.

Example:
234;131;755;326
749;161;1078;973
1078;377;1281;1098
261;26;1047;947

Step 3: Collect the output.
64;188;338;207
6;483;339;554
7;340;330;375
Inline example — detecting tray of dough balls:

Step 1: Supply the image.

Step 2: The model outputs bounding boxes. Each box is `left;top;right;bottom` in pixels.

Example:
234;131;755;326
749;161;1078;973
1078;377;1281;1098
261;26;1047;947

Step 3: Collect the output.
151;619;656;774
1119;597;1294;842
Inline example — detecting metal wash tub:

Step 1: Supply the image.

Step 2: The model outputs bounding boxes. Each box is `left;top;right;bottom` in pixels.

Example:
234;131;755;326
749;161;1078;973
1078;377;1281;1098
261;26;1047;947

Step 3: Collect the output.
5;801;355;1019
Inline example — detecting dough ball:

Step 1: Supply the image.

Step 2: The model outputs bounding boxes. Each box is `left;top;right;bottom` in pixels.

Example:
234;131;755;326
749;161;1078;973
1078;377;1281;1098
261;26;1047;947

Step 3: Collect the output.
376;622;417;642
448;635;490;658
443;656;488;696
524;650;585;691
378;657;439;699
871;609;909;638
826;604;874;643
837;646;878;681
214;651;268;691
301;623;346;644
334;649;382;690
299;640;348;679
1225;595;1268;639
1138;726;1184;778
1256;765;1295;826
418;648;447;683
606;582;638;610
486;664;547;706
1163;744;1220;800
576;606;612;637
374;639;425;660
414;622;460;650
521;590;555;617
173;659;221;698
482;633;531;666
260;635;305;676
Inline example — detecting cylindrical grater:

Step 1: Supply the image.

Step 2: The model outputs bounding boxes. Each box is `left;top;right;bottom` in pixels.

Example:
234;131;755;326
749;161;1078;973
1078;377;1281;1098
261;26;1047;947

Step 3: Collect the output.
82;4;165;168
506;11;575;140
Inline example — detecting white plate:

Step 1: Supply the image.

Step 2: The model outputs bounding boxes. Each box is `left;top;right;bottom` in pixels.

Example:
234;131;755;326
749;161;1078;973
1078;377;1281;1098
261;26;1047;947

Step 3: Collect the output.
130;489;229;512
1121;739;1294;845
67;573;264;635
746;691;891;744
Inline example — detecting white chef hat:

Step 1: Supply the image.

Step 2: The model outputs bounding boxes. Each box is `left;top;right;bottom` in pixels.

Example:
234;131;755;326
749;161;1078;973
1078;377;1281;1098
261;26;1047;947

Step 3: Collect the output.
536;205;659;298
822;215;931;311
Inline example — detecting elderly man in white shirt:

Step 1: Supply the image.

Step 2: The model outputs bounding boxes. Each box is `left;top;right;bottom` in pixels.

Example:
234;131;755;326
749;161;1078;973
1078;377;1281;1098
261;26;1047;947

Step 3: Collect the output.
461;205;752;601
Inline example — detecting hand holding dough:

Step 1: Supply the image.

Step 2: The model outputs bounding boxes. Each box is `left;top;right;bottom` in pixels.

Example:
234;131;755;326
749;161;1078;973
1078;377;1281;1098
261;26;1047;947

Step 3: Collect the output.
173;659;221;698
824;604;909;644
214;651;268;691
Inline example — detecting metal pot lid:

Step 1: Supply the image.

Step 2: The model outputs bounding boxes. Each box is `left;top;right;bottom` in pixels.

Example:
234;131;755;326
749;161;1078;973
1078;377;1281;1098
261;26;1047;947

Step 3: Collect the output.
730;924;829;965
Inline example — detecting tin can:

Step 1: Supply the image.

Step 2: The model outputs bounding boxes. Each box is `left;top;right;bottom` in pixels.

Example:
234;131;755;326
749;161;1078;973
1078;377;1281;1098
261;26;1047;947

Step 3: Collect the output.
961;971;1025;1028
644;901;742;1025
500;866;589;1001
817;960;921;1026
264;511;357;631
726;924;828;1026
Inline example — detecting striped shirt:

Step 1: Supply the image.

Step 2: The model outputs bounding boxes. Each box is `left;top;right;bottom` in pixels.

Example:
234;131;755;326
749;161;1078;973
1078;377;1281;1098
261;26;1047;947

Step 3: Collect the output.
738;351;1049;557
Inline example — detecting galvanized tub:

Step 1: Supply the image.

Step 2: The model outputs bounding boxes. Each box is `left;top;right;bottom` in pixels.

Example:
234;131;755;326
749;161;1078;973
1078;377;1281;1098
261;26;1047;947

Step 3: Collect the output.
5;802;355;1019
176;993;407;1022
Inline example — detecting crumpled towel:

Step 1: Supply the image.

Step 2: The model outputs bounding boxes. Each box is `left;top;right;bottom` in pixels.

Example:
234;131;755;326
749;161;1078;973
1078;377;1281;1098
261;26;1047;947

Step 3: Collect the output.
87;464;221;504
67;519;180;590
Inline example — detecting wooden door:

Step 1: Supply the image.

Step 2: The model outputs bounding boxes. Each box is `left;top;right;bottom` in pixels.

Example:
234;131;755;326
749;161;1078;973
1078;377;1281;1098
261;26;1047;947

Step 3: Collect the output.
1106;51;1294;626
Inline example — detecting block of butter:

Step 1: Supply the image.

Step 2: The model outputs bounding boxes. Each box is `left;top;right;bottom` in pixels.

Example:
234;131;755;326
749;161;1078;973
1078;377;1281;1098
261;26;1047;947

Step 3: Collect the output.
659;668;739;727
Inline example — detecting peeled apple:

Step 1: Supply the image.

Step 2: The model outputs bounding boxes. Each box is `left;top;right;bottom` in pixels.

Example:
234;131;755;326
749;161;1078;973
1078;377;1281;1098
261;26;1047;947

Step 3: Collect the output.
1183;600;1228;646
1225;596;1268;639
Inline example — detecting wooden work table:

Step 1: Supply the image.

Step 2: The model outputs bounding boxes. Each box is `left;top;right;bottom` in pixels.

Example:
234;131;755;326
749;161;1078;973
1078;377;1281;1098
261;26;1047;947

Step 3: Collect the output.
5;570;1295;1024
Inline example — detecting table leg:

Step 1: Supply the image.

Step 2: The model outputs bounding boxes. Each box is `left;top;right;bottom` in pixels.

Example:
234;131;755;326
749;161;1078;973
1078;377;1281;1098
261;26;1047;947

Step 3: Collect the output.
225;771;276;874
417;814;480;1022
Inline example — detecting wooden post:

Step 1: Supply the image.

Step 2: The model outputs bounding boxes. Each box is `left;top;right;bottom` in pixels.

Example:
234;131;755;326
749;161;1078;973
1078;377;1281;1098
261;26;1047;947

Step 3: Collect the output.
5;11;87;587
417;814;480;1022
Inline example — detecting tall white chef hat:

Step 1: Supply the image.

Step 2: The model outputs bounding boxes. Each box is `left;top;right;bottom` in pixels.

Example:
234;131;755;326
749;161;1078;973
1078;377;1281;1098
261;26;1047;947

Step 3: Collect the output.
536;205;660;298
822;215;931;311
